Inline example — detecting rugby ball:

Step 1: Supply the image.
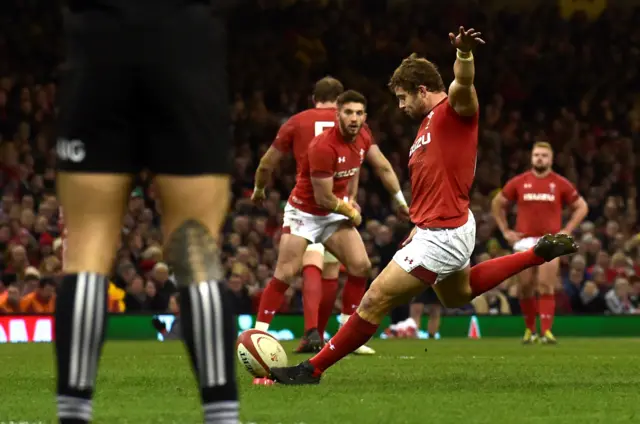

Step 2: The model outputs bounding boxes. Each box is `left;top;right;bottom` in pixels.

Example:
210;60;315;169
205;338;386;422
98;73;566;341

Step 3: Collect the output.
236;329;288;377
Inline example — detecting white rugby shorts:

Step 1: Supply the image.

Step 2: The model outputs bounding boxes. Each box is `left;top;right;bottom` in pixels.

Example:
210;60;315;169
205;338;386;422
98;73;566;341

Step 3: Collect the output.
393;211;476;283
283;202;348;244
512;237;540;252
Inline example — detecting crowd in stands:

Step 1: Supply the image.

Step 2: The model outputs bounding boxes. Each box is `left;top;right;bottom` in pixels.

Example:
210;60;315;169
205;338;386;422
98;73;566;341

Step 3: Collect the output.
0;0;639;317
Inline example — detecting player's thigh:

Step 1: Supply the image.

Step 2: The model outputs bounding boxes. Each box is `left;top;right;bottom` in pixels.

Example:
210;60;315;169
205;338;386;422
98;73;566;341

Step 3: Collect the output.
273;234;309;281
358;261;425;323
57;173;133;275
536;258;560;292
140;7;230;176
154;175;230;240
517;267;536;287
433;267;473;307
303;244;325;269
323;223;370;276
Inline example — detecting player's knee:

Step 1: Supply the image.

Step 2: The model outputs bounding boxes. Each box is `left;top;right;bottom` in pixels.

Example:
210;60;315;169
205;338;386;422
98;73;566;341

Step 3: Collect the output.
275;261;301;282
346;257;371;277
537;280;555;295
358;281;392;317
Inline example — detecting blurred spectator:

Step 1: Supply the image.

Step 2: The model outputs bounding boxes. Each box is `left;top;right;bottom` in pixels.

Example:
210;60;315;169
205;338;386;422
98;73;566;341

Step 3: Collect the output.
20;277;56;313
605;277;638;315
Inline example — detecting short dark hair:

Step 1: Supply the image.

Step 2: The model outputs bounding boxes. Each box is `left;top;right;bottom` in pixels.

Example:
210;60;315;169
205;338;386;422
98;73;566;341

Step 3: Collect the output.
313;76;344;103
388;53;445;94
336;90;367;110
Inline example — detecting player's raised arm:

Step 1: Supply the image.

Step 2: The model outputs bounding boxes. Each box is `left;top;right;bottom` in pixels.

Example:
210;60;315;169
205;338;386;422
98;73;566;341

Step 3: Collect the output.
309;143;361;226
365;145;410;220
448;26;485;117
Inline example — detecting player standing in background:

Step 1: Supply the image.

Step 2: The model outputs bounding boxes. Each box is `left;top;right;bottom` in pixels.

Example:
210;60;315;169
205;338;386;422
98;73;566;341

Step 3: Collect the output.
271;27;578;385
253;90;408;361
251;77;353;353
253;85;409;355
491;142;588;344
54;1;236;423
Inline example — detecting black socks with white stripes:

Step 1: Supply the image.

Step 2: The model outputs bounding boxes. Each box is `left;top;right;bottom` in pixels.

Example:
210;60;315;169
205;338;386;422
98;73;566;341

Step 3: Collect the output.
54;273;237;423
54;273;108;424
179;281;238;424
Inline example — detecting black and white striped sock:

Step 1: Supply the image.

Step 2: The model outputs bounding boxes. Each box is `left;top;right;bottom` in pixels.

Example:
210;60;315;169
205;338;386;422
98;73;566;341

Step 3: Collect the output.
179;281;238;424
54;273;108;424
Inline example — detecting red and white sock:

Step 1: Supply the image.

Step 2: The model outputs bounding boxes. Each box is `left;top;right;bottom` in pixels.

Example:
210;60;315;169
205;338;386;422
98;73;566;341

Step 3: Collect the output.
255;278;288;331
519;296;538;333
309;313;378;375
470;249;544;297
318;278;339;339
538;294;555;334
341;275;367;316
302;265;322;332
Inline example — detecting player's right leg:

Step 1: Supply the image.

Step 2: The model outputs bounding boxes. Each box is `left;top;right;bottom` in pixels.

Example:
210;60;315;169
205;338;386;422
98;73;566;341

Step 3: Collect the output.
53;17;136;422
295;245;326;353
270;260;425;385
517;268;539;344
317;252;341;340
322;223;376;355
254;232;309;331
141;7;238;422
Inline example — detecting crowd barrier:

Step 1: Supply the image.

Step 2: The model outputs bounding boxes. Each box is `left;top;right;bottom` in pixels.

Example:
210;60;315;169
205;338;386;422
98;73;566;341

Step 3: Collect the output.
0;314;638;343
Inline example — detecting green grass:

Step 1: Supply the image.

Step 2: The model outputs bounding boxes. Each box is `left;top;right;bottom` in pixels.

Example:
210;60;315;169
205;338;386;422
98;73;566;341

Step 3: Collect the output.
1;338;640;423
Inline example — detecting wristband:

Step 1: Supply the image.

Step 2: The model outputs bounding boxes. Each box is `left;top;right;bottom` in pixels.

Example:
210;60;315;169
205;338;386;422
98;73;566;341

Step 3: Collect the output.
394;190;407;206
456;49;473;61
333;199;358;219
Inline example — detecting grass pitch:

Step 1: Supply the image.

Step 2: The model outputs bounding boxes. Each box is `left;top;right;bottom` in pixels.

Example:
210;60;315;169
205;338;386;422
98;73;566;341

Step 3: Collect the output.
1;338;639;424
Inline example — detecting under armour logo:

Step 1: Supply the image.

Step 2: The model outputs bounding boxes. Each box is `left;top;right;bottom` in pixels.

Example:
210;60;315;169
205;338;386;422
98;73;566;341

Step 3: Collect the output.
524;183;532;189
263;309;276;316
404;257;414;265
329;341;335;350
338;156;346;163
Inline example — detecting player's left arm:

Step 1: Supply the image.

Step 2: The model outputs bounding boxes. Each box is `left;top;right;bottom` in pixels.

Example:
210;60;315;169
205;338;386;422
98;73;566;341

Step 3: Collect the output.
347;170;359;202
309;143;359;220
365;145;407;209
254;146;284;193
560;183;589;235
447;27;485;117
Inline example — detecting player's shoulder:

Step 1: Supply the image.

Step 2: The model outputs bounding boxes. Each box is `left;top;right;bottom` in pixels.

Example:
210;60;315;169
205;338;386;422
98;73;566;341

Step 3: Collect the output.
437;99;479;125
298;107;336;123
309;128;336;150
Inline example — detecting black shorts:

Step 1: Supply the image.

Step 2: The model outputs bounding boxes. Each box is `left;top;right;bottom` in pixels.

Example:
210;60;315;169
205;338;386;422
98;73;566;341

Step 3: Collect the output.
411;287;441;306
56;5;230;175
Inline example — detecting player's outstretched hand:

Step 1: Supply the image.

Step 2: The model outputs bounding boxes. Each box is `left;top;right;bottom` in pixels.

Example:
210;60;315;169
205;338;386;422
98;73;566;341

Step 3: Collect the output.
251;187;266;206
449;26;485;52
503;229;523;245
396;204;410;221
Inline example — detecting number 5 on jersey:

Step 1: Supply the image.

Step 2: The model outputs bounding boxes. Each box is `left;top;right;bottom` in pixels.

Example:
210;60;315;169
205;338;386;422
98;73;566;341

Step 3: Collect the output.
315;121;335;137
